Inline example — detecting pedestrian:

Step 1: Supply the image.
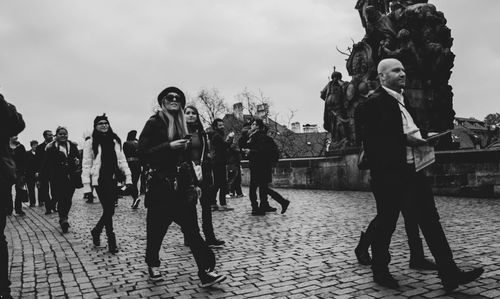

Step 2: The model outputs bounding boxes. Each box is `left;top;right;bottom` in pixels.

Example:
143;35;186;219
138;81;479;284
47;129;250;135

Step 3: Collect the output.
138;86;226;286
0;93;25;299
209;118;234;211
226;142;243;198
183;105;225;247
82;114;132;254
82;136;95;203
362;58;483;291
25;140;39;207
243;119;290;216
123;130;141;209
41;126;82;233
35;130;54;213
7;136;27;216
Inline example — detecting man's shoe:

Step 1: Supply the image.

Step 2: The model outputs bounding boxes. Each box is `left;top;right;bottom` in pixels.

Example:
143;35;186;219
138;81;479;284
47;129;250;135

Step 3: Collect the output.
410;258;437;270
148;267;162;281
211;204;219;211
373;271;399;289
281;200;290;214
206;238;225;247
220;205;234;211
251;209;265;216
39;202;44;207
261;206;277;212
61;222;70;233
441;267;484;292
235;194;245;198
91;229;100;246
45;210;52;215
16;211;25;216
85;198;94;204
354;246;372;266
131;197;140;209
29;203;36;207
199;269;226;287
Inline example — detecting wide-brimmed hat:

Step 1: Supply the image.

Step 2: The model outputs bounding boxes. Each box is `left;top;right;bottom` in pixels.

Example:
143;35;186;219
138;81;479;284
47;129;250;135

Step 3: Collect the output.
157;86;186;108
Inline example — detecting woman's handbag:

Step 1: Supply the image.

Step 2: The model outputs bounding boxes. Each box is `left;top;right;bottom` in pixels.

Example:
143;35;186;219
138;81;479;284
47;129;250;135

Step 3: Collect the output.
192;162;203;182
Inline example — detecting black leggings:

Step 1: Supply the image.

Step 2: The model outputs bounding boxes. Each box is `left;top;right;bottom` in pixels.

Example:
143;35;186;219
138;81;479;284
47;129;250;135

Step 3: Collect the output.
94;179;117;237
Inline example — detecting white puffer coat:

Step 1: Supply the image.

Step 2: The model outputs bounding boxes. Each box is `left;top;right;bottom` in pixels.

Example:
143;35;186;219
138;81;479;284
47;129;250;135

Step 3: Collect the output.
81;138;132;193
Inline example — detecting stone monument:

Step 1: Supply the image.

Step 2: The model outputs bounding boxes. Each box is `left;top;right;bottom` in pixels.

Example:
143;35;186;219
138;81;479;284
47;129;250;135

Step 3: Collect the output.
323;0;456;149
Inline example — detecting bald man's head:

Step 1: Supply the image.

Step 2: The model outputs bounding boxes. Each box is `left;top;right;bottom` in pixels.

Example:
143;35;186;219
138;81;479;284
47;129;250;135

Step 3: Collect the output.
377;58;406;92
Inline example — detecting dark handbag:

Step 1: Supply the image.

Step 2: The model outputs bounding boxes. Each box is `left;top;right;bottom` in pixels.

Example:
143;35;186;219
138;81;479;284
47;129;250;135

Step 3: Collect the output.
17;186;29;202
144;169;176;208
177;162;199;205
71;173;83;189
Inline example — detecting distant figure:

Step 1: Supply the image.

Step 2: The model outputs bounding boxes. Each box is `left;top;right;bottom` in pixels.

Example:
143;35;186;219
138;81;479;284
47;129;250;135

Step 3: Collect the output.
243;119;290;216
123;130;141;209
0;93;25;299
209;119;234;211
35;130;54;213
25;140;39;207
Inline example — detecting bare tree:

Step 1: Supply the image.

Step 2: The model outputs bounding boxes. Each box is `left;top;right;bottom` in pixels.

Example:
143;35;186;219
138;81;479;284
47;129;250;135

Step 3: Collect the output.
190;88;229;127
235;88;272;119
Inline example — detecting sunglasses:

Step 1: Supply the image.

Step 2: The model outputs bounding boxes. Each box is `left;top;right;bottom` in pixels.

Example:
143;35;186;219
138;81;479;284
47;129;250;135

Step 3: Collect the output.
97;121;109;125
165;93;181;102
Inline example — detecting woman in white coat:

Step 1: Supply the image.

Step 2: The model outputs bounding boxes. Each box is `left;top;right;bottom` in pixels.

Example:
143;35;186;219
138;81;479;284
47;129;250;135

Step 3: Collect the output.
82;114;131;253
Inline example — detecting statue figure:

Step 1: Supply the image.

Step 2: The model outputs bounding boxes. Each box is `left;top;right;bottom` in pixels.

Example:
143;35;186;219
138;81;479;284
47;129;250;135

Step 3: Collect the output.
320;71;349;145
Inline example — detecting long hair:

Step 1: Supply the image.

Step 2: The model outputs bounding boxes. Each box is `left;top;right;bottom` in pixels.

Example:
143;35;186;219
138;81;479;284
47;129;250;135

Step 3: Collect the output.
162;109;188;141
91;125;121;156
184;105;205;133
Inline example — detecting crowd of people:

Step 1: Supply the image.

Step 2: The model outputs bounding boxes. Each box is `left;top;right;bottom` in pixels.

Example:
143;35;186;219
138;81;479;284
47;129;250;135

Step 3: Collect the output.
0;59;487;298
0;85;292;297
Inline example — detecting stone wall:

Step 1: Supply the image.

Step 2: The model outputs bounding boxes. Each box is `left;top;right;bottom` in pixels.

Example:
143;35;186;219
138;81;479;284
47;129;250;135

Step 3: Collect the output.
241;148;500;198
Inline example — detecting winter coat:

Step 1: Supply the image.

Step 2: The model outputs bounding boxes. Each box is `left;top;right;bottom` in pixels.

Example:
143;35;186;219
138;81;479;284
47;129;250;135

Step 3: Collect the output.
0;94;25;185
247;131;277;184
81;137;131;193
42;141;81;188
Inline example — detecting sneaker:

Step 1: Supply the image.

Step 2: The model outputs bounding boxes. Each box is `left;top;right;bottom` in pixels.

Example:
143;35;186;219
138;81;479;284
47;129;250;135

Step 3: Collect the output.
206;238;225;247
131;197;140;209
199;269;226;287
148;266;162;281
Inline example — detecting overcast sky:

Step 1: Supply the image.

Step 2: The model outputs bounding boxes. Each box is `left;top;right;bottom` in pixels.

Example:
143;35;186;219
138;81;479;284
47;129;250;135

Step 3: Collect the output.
1;0;498;146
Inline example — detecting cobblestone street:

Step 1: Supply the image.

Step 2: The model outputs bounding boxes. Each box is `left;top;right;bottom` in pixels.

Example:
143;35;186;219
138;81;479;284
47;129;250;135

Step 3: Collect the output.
6;188;500;298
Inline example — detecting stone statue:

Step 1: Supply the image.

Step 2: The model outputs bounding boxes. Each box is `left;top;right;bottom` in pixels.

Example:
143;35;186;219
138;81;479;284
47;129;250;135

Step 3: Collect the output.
347;0;455;147
320;71;349;145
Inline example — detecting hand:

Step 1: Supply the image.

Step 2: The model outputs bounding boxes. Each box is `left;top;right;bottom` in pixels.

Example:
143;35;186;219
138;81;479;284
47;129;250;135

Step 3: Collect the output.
170;139;188;150
228;132;235;138
74;158;80;166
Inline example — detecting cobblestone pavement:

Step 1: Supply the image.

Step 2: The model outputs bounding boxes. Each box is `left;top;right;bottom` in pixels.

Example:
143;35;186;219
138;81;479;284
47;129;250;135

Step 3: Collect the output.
5;188;500;298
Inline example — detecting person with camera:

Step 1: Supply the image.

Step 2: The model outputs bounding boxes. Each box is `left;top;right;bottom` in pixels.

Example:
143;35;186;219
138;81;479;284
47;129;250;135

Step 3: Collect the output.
82;114;132;254
138;87;226;287
40;126;82;233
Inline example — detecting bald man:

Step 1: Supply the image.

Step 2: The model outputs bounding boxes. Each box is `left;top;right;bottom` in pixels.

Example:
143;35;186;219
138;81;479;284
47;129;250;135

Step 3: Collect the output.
361;58;483;291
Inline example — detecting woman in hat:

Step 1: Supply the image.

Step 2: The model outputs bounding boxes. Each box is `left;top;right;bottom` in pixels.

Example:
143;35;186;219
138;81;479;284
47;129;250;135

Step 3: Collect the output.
41;126;82;233
138;86;226;287
82;114;132;253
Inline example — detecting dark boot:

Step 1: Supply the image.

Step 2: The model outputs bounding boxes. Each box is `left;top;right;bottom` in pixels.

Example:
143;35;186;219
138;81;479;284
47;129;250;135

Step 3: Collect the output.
439;266;484;292
108;233;118;254
354;231;372;265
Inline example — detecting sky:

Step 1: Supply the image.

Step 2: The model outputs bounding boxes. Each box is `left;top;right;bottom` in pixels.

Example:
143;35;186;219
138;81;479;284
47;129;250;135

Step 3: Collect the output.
1;0;499;146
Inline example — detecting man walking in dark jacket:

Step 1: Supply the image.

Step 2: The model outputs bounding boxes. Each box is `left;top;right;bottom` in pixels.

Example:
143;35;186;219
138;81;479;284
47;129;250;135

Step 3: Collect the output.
363;58;483;291
209;119;234;211
35;130;53;213
26;140;39;207
0;93;25;299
